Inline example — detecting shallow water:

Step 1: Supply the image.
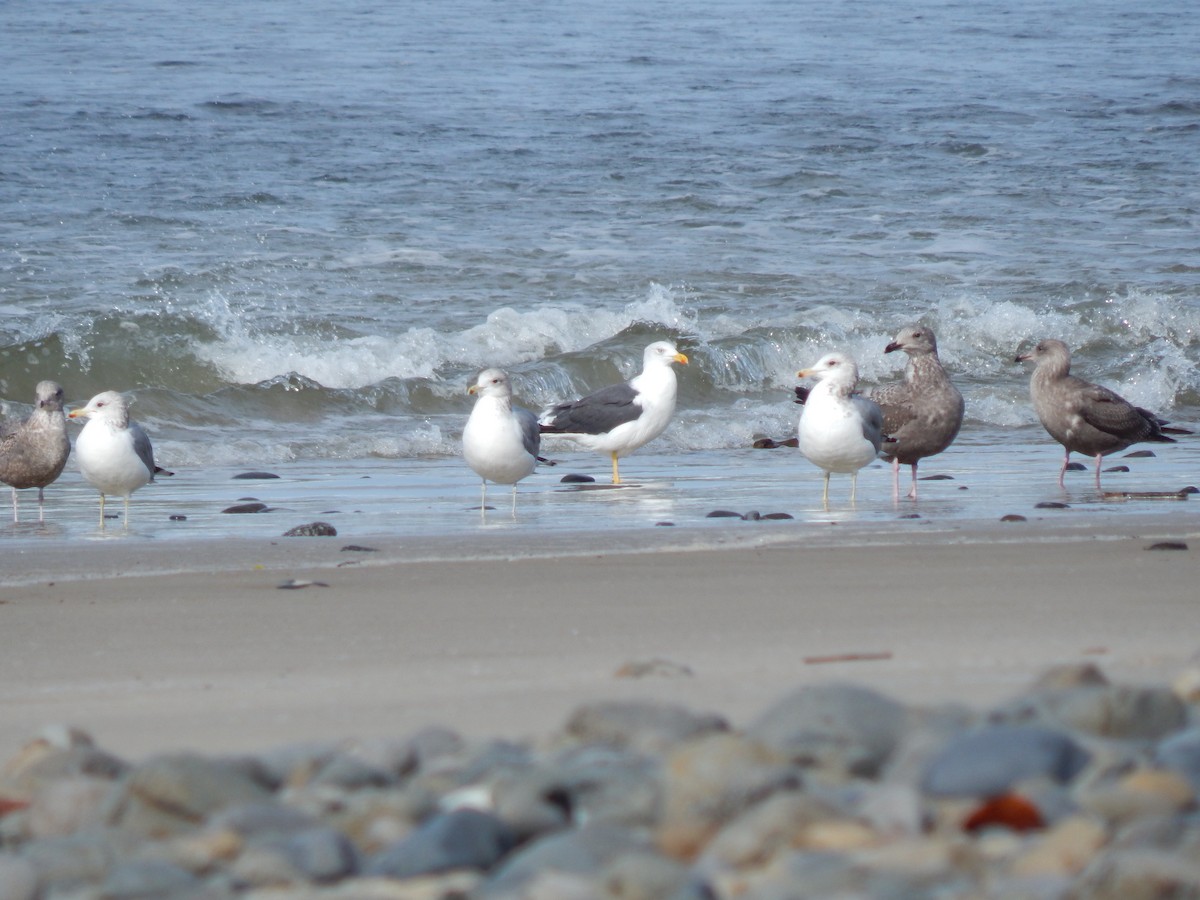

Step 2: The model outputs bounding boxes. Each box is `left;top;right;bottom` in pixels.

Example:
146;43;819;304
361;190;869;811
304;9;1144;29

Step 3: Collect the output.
4;425;1197;557
2;0;1199;550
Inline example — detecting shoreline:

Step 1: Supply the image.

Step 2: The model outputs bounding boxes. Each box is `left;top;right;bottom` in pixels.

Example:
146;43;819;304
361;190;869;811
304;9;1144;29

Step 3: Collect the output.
3;518;1198;762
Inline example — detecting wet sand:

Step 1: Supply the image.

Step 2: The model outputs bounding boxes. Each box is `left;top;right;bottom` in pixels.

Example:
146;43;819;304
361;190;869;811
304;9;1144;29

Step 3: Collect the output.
2;517;1197;762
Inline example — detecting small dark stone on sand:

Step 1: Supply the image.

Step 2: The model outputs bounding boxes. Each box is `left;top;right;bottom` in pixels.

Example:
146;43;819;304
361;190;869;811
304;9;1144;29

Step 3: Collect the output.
1103;465;1130;473
223;502;269;514
169;515;187;522
706;510;744;519
1181;486;1199;494
761;512;794;520
899;513;921;519
560;473;596;483
919;474;954;481
233;471;281;480
104;513;120;520
1124;449;1157;458
752;435;798;449
283;522;338;537
1146;542;1189;551
1064;462;1087;471
655;521;675;527
341;545;378;552
1001;514;1028;522
1035;501;1070;509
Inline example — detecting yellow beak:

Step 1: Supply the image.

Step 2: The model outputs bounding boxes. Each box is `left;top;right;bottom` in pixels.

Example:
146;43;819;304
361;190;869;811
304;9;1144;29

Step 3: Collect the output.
674;352;689;365
468;384;479;395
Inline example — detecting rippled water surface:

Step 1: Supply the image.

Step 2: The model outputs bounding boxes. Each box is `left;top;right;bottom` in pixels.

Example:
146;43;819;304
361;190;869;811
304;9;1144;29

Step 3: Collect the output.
2;0;1198;545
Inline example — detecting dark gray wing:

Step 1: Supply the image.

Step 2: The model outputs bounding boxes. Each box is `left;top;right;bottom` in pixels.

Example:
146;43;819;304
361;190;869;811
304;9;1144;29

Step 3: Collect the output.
1075;382;1166;442
540;382;642;435
854;396;885;454
129;422;158;480
513;406;542;459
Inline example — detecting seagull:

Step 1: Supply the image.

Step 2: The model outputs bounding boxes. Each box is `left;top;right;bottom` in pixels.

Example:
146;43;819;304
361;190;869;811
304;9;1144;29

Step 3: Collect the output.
796;351;884;504
463;368;541;519
0;381;72;522
68;391;163;527
1016;339;1184;488
539;340;688;484
870;325;964;500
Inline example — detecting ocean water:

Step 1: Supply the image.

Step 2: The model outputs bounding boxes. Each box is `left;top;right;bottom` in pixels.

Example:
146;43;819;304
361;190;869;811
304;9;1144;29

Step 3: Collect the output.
2;0;1198;546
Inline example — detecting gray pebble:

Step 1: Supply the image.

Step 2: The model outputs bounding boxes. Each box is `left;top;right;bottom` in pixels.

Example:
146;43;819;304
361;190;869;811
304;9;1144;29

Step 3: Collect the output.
222;501;269;514
920;724;1091;797
485;822;649;894
282;521;338;537
105;753;275;838
564;700;728;753
281;825;360;882
750;683;910;778
99;859;201;899
1155;727;1200;790
365;808;516;879
0;854;38;900
993;684;1187;740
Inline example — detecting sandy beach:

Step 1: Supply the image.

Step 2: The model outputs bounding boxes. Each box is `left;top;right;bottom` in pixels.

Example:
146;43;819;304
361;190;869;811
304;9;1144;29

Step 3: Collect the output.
3;517;1197;763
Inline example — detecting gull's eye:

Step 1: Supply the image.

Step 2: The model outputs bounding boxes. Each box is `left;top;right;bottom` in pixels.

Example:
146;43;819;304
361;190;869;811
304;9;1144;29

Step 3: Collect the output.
912;331;923;339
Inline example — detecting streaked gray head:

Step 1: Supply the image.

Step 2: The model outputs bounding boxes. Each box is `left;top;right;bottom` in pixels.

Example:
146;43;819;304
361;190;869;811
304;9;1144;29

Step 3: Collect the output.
1016;339;1071;370
35;381;66;412
70;390;131;425
469;368;514;400
798;351;860;387
885;325;938;356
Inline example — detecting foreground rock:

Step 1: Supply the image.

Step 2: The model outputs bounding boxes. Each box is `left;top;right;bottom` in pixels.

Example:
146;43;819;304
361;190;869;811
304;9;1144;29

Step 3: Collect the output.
2;667;1199;898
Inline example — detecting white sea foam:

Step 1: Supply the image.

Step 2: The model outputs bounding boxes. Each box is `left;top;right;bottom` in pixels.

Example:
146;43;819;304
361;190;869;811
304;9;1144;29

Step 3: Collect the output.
192;284;702;390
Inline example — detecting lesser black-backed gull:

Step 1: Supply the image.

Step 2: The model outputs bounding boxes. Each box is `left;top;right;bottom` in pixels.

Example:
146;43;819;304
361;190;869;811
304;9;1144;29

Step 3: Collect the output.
539;340;688;484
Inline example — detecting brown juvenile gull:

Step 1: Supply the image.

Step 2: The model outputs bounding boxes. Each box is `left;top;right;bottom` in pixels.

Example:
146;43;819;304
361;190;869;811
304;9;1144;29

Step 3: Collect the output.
870;325;964;500
1016;338;1183;488
539;340;688;484
796;351;884;505
463;368;541;519
68;391;163;528
0;380;72;522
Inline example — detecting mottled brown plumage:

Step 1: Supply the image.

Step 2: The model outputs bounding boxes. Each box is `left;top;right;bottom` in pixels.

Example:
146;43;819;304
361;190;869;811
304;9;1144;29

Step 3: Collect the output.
0;381;72;521
1016;338;1180;488
870;326;963;499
